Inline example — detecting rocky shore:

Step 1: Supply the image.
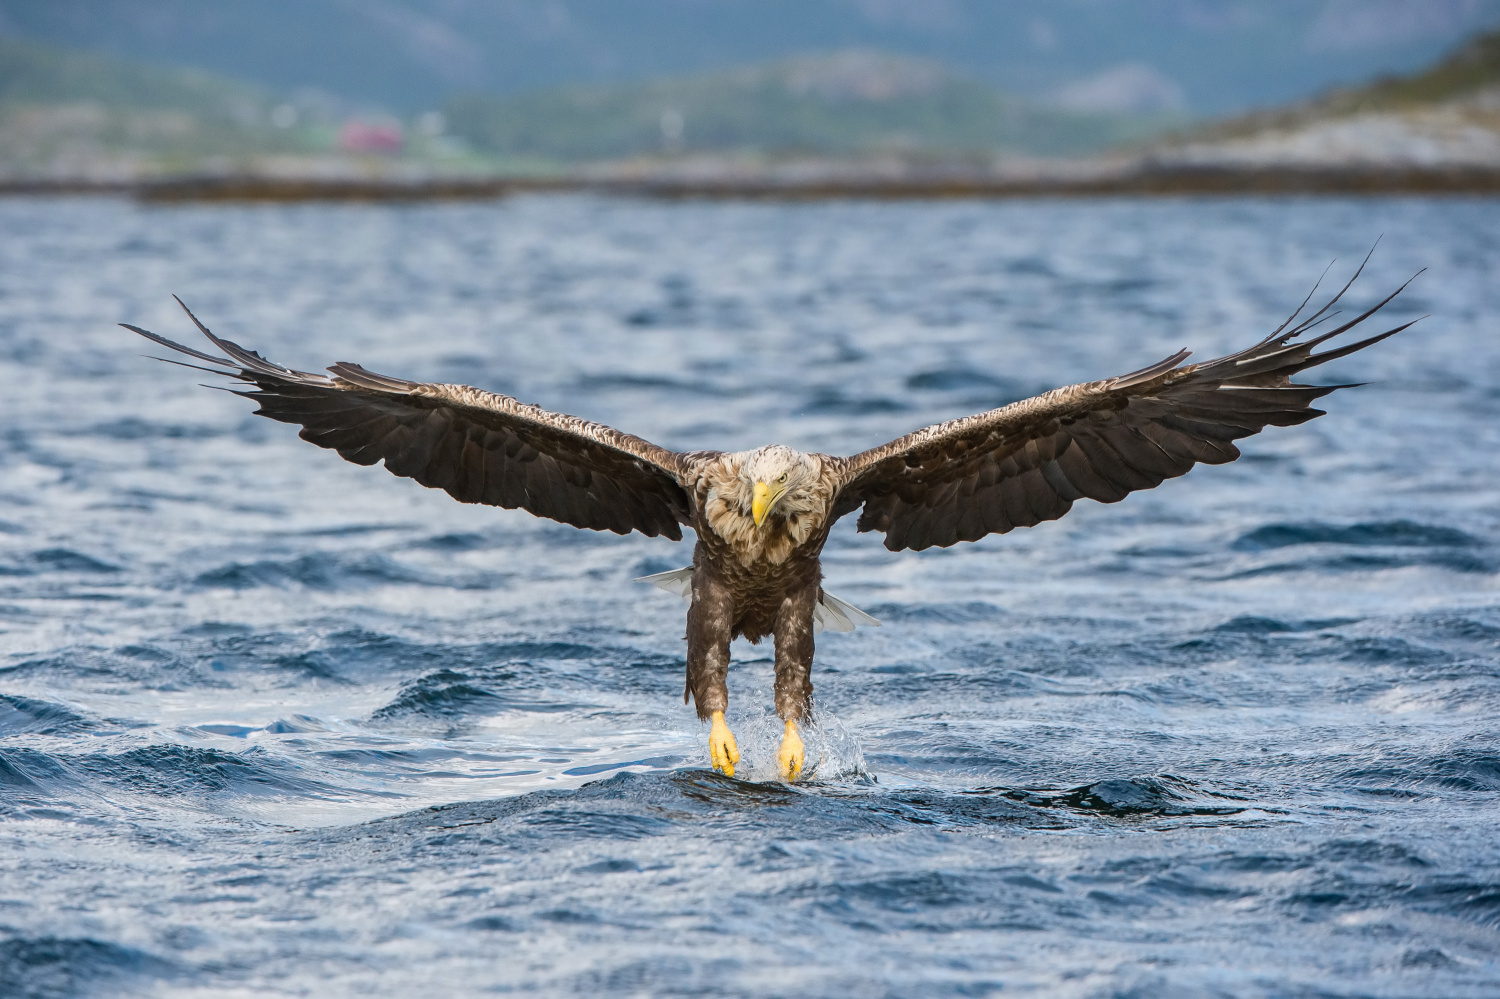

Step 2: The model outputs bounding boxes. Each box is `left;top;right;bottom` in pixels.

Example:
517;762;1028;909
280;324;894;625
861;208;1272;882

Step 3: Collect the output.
6;155;1498;202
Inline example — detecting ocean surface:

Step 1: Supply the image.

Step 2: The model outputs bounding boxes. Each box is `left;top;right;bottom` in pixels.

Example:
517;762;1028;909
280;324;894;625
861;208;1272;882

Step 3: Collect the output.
0;193;1496;997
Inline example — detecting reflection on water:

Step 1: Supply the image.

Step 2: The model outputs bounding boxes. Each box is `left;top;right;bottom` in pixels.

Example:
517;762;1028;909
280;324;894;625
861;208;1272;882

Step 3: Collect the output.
0;194;1498;996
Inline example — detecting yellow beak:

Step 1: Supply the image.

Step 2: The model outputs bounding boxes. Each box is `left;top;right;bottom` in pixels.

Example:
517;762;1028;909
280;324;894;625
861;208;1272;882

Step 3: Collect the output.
752;481;782;527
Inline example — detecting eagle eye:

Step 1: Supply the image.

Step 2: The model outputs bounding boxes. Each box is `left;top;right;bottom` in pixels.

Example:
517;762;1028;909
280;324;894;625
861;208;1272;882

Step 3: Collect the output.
777;472;788;483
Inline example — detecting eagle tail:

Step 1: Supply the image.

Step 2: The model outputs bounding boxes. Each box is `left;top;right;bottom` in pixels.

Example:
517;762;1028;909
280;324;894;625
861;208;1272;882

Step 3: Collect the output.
635;566;695;599
813;590;882;633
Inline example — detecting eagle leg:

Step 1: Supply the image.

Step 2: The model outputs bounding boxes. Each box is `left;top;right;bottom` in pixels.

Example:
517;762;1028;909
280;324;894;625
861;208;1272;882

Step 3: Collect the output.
774;583;818;780
685;569;733;719
685;565;737;775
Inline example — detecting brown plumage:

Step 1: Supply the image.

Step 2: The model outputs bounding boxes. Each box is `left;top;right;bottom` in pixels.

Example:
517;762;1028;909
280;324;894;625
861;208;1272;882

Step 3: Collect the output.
123;259;1416;779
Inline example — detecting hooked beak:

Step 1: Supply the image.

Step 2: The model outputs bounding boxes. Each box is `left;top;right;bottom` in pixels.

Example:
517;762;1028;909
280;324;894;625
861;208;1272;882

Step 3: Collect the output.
752;481;783;528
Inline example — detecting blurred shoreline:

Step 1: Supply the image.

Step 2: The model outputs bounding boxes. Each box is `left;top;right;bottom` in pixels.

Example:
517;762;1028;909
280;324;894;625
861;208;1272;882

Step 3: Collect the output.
4;28;1497;202
7;157;1500;201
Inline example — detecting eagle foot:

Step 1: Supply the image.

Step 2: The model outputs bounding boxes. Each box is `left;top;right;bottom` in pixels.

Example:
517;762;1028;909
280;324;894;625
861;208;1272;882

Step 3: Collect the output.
708;711;740;778
778;719;805;781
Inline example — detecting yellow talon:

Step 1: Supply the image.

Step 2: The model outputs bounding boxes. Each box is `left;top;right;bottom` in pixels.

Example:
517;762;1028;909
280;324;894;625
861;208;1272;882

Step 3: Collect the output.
708;711;739;777
778;719;805;781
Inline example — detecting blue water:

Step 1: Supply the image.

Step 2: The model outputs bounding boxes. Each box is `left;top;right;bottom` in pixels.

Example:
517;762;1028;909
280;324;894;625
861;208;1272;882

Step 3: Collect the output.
0;193;1498;997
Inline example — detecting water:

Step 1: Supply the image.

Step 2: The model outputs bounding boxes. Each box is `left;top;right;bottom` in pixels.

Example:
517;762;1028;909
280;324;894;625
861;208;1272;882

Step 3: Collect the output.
0;193;1497;997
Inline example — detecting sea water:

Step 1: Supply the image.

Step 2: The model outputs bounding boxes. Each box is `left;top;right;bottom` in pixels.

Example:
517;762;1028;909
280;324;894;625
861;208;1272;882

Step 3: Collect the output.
0;193;1497;996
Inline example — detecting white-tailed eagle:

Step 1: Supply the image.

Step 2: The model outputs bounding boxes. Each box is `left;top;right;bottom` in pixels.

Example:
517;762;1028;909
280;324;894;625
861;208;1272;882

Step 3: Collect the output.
124;260;1414;780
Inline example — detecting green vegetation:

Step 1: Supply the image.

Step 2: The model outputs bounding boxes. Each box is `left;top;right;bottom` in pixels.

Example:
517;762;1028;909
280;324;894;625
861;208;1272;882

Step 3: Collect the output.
0;34;330;176
445;52;1181;161
0;33;264;113
15;22;1497;180
1183;28;1500;143
1333;28;1500;111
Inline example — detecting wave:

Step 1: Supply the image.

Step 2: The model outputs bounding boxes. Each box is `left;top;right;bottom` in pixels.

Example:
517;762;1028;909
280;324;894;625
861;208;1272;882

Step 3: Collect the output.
1333;635;1452;668
372;669;510;721
74;744;345;799
1402;878;1500;929
1233;520;1482;551
80;416;221;441
191;553;440;591
0;748;74;791
1175;623;1459;678
1212;615;1361;634
0;695;98;736
191;628;419;685
328;771;916;850
1221;519;1494;576
0;645;204;690
371;667;581;723
997;775;1251;817
1272;840;1500;930
798;387;909;415
577;372;742;397
0;744;349;803
1337;749;1500;794
864;601;1004;624
414;531;490;552
0;936;179;999
0;548;122;577
1227;551;1495;576
903;370;1046;407
1416;613;1500;643
331;769;1201;861
2;632;677;697
561;756;679;777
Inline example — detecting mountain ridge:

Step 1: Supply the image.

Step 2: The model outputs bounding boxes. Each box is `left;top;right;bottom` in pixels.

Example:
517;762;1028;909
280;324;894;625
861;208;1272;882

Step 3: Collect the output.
2;0;1498;115
1156;28;1500;169
444;50;1179;161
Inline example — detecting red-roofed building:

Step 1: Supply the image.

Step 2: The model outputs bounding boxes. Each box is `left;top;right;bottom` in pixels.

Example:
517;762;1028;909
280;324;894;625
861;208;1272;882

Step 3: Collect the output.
338;120;404;154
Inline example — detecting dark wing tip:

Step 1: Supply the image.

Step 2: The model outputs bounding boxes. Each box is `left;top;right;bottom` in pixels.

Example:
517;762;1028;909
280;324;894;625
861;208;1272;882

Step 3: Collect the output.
165;297;328;384
122;321;235;367
327;361;418;393
1111;348;1192;389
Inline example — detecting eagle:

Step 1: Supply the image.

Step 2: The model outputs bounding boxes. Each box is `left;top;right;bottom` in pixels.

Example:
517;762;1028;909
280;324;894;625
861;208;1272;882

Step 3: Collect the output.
124;261;1414;781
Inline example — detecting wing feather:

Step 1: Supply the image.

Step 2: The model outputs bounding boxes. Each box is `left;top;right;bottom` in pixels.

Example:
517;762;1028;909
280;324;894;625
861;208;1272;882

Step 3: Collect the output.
834;265;1416;552
124;301;699;539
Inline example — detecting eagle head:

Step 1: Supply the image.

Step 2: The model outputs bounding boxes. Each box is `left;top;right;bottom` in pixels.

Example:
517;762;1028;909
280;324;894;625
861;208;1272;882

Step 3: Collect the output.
702;446;829;560
738;445;823;528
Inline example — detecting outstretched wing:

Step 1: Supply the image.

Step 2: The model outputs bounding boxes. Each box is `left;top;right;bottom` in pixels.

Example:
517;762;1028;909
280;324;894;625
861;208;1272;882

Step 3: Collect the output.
125;299;700;539
832;260;1419;552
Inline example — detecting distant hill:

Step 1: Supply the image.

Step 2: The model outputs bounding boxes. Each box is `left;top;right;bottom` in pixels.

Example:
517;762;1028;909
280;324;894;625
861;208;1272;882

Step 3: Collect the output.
444;51;1177;161
2;0;1499;117
1194;28;1500;138
0;35;485;181
8;21;1500;188
0;33;260;113
0;35;322;178
1336;25;1500;108
1156;28;1500;168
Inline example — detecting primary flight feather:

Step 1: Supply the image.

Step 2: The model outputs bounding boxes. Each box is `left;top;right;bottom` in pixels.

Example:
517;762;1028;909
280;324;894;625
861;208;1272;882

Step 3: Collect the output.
124;258;1415;780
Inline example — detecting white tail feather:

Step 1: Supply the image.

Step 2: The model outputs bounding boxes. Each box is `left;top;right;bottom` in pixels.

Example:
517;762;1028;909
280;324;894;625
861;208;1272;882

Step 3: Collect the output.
634;566;880;633
634;566;695;599
814;590;881;632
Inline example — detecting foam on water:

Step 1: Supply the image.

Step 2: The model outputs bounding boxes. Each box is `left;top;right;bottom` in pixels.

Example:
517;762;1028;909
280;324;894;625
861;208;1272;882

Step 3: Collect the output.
0;193;1497;996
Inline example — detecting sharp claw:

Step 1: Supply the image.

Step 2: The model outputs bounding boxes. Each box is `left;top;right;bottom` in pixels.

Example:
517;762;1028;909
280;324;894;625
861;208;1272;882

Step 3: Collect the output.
709;711;738;778
778;719;805;782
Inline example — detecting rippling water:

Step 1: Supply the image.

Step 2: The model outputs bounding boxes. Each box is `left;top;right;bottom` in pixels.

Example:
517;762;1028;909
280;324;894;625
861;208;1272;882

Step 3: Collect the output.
1;193;1498;997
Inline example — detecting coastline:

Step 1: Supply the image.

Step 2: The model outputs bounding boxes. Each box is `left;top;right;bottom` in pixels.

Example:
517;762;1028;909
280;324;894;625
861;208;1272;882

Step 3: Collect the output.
6;160;1500;202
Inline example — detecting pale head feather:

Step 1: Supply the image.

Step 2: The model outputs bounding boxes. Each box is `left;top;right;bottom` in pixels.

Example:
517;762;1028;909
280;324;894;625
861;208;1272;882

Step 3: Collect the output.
702;445;831;564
